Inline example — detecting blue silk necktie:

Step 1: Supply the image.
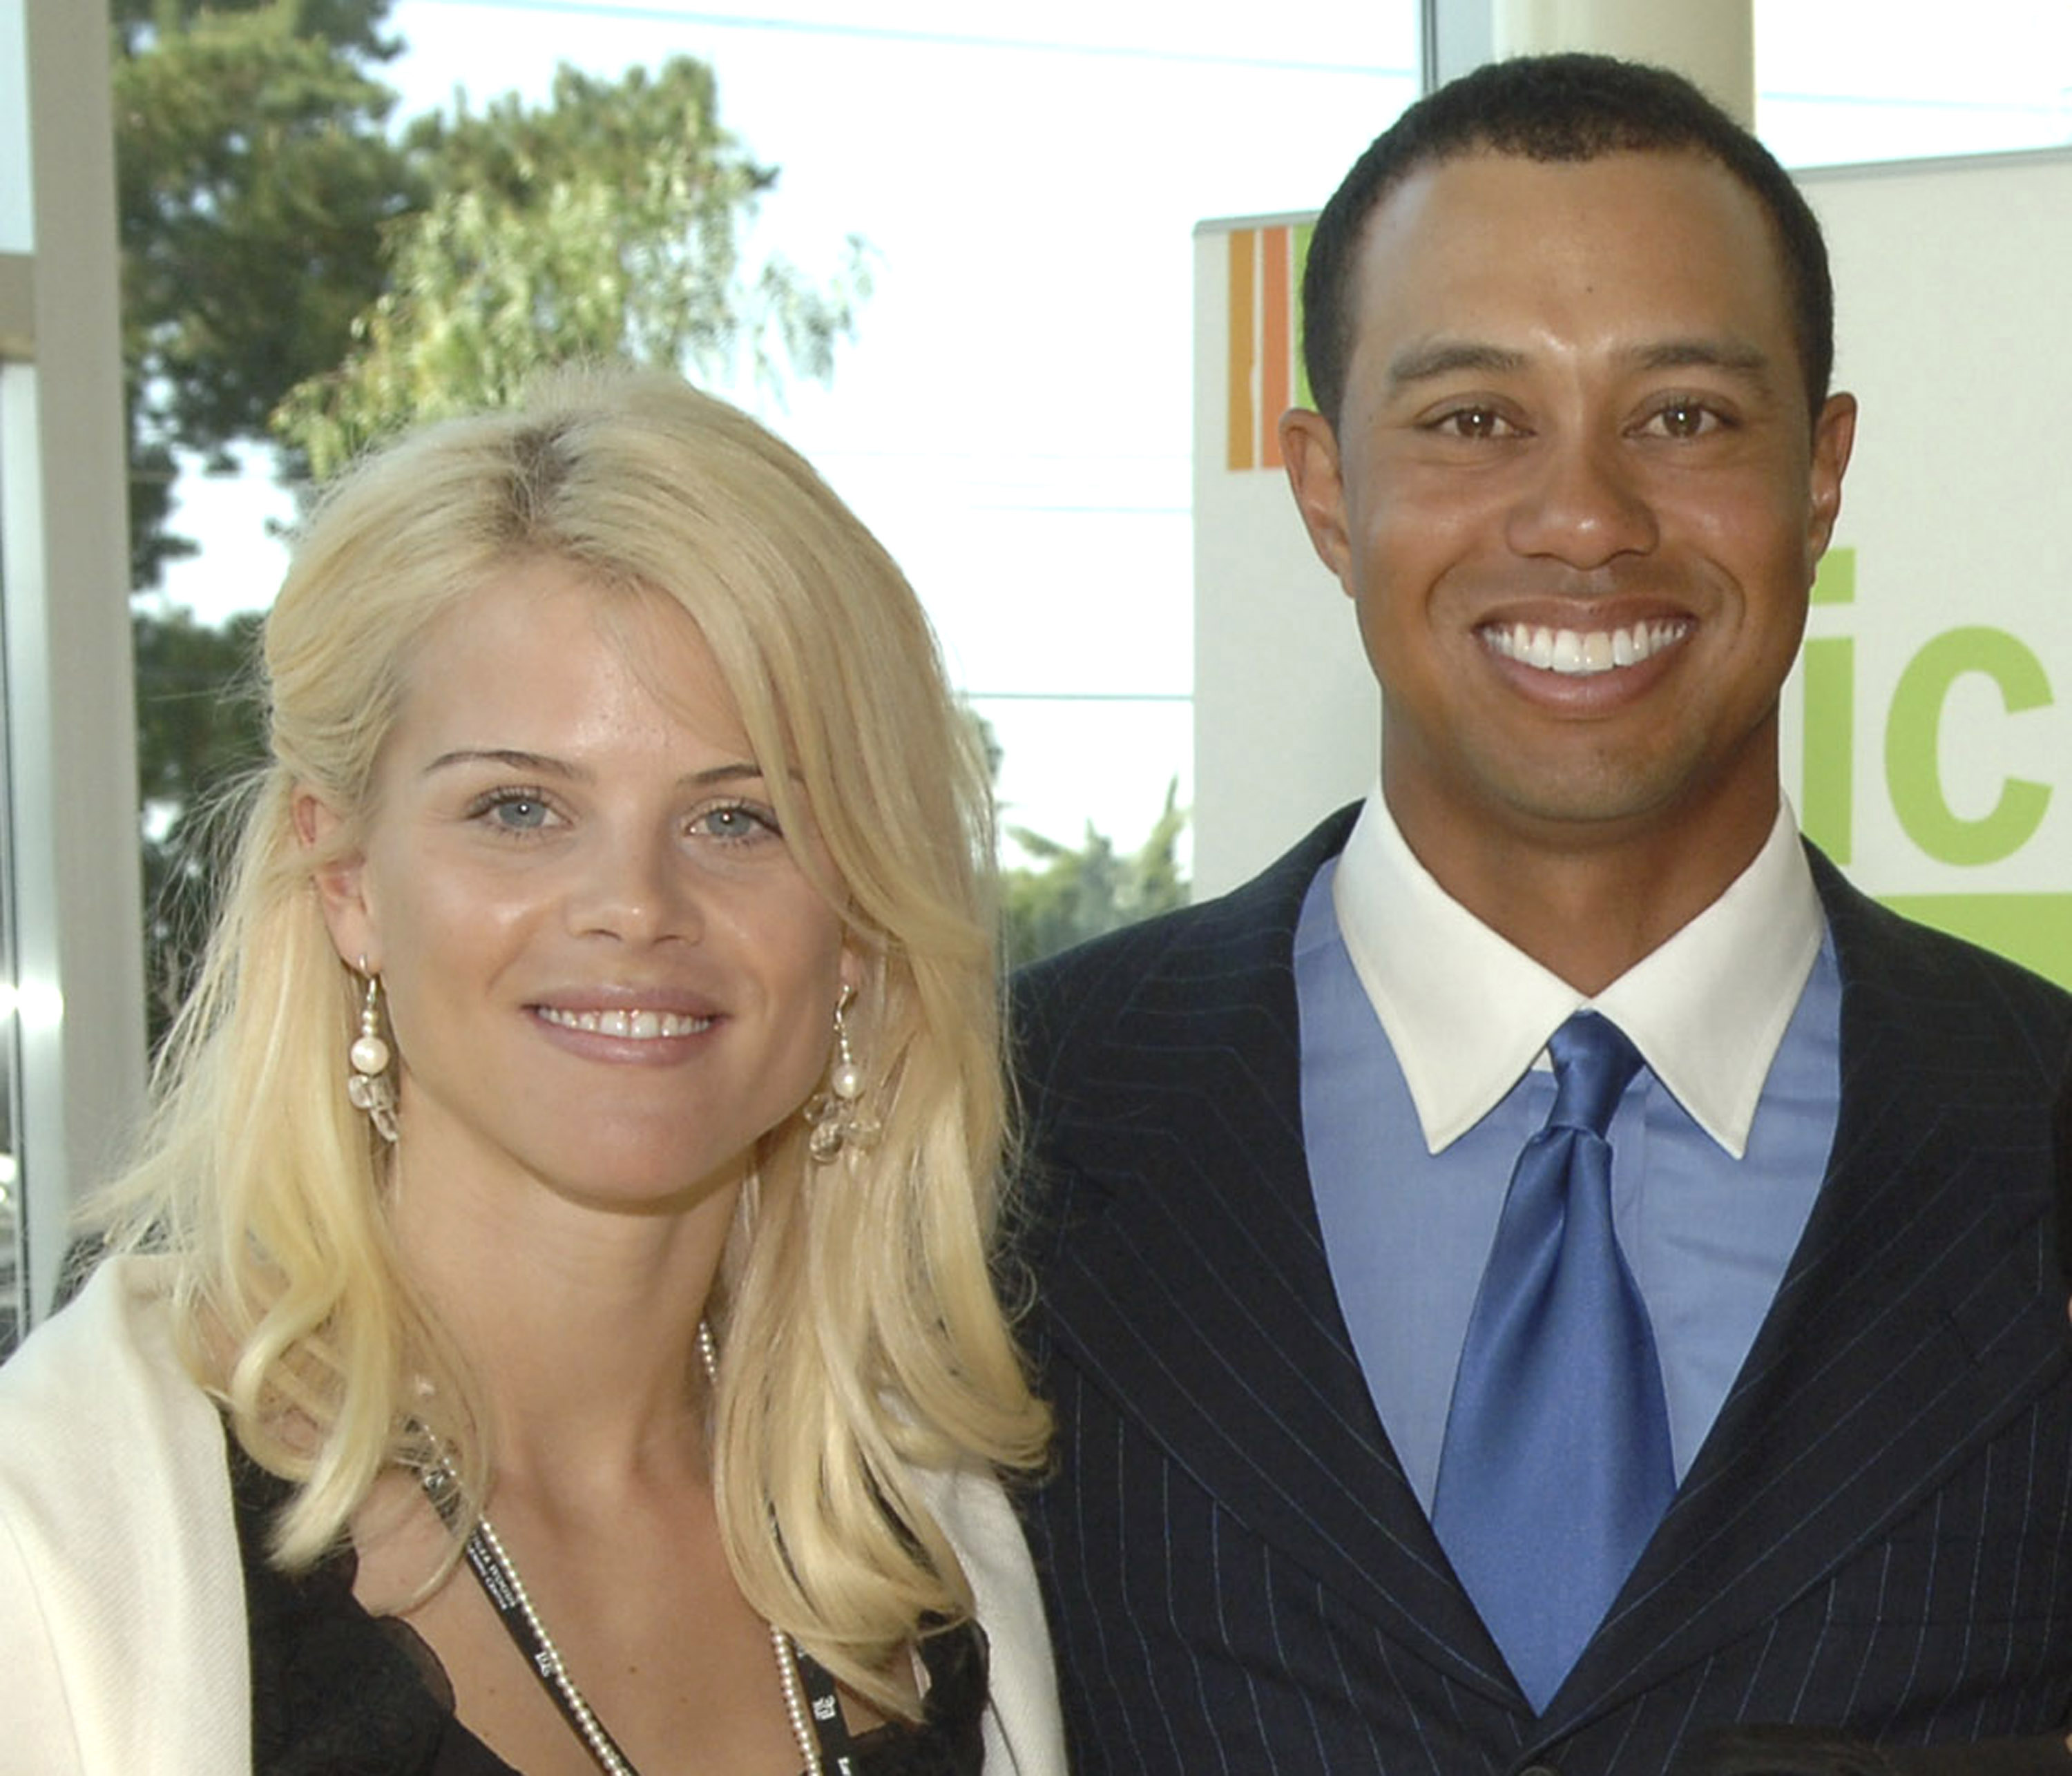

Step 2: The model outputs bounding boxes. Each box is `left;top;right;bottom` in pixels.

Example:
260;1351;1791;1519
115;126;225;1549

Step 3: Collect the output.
1430;1012;1675;1713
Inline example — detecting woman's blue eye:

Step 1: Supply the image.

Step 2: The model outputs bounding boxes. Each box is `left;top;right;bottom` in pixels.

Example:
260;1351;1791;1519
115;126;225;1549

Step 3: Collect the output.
696;803;775;841
492;796;549;830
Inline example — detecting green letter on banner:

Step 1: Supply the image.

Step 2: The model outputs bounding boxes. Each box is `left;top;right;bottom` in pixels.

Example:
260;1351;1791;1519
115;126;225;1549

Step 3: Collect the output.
1801;637;1854;864
1801;548;1857;864
1885;626;2052;865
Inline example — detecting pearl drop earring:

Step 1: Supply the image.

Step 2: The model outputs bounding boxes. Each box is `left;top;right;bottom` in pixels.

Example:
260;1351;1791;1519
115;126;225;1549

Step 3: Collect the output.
345;961;400;1143
805;983;877;1163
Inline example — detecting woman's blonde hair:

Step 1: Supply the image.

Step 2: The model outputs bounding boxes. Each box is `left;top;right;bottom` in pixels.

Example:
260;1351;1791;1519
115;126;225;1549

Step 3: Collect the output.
92;367;1048;1708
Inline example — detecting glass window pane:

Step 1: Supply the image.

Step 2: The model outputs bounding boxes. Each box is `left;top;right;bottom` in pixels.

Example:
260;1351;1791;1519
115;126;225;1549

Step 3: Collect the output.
1758;1;2072;166
1;0;23;1359
0;380;20;1360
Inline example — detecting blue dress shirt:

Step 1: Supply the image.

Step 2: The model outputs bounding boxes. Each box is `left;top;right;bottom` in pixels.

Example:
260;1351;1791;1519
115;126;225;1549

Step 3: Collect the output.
1296;795;1843;1508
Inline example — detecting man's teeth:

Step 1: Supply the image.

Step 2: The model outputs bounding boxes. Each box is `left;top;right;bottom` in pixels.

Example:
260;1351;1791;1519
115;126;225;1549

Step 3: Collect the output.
538;1007;711;1039
1482;619;1691;676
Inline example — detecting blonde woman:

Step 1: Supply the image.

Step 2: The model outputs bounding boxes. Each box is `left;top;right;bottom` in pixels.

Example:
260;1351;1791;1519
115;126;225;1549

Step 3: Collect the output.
0;371;1060;1775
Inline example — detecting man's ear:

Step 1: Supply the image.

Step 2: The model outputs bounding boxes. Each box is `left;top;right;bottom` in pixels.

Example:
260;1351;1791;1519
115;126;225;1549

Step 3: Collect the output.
294;789;379;973
1807;389;1858;561
1279;407;1355;588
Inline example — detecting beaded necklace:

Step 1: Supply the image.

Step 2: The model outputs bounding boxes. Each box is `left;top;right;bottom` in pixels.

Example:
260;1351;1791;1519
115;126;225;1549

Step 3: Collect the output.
420;1322;845;1776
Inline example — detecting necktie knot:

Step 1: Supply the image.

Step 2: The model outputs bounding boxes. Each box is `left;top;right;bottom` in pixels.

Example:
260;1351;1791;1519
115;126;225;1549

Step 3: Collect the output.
1546;1012;1642;1138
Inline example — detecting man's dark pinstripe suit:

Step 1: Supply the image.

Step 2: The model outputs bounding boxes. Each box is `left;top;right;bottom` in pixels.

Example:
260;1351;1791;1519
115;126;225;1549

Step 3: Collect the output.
1011;807;2072;1774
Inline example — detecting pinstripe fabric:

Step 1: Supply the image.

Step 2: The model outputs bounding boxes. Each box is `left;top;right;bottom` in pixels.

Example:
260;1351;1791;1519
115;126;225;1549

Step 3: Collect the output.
1010;810;2072;1775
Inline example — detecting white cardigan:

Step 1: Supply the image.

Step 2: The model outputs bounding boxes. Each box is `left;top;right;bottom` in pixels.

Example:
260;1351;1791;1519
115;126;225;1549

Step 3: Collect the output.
0;1258;1066;1775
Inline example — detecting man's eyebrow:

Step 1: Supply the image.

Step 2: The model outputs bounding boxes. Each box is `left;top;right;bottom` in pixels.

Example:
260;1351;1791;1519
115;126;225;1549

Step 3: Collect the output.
1624;337;1772;377
1383;336;1776;392
422;749;767;791
1386;340;1527;389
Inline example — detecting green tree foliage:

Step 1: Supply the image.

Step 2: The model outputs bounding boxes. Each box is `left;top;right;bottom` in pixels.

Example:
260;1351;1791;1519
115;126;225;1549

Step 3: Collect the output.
131;609;267;1043
1001;780;1189;970
115;0;864;574
115;0;411;586
113;0;400;60
276;59;868;479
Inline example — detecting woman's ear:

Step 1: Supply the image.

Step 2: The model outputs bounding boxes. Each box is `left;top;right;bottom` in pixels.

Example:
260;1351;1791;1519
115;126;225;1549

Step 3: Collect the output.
294;789;379;973
838;933;889;1014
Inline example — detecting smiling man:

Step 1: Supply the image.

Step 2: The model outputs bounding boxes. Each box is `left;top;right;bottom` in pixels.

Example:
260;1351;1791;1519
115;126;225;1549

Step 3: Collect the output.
1284;144;1850;993
1013;54;2072;1775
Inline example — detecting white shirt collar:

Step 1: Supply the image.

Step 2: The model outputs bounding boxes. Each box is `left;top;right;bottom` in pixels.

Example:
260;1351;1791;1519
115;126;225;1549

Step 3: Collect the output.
1330;784;1825;1159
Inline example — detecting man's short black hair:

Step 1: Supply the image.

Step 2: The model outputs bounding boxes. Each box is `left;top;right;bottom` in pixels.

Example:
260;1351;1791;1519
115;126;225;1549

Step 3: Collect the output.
1300;52;1834;432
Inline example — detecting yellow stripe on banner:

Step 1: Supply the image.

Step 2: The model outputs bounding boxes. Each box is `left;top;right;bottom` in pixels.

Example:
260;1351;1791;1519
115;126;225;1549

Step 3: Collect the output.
1227;229;1258;472
1261;226;1290;469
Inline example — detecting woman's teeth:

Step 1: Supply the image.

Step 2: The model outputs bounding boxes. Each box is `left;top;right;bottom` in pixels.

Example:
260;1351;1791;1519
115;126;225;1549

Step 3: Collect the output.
537;1007;711;1039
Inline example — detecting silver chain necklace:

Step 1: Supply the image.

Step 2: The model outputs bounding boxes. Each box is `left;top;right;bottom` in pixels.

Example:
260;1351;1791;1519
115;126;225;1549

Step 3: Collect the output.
423;1322;825;1776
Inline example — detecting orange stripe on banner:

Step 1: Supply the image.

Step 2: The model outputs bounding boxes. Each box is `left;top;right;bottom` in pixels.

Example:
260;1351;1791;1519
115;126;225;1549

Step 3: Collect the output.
1227;229;1258;472
1260;226;1291;469
1292;220;1315;409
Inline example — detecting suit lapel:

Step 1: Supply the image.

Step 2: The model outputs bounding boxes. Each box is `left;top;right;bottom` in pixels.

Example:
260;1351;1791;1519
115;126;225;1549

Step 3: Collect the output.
1026;811;1517;1701
1546;852;2072;1725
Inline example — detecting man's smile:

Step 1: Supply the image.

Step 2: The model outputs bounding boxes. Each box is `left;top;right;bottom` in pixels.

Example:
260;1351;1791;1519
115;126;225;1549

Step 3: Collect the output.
1477;617;1694;677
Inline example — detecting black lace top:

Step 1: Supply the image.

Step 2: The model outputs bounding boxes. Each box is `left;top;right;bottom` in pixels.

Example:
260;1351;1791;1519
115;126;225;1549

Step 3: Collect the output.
229;1437;988;1776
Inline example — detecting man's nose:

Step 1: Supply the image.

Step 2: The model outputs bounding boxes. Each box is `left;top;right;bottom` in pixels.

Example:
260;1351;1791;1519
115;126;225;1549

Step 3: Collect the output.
1504;434;1659;569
